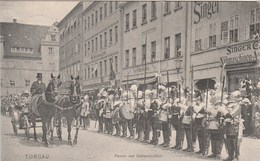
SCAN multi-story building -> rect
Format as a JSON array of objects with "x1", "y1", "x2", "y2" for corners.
[
  {"x1": 120, "y1": 1, "x2": 190, "y2": 90},
  {"x1": 0, "y1": 19, "x2": 59, "y2": 95},
  {"x1": 189, "y1": 1, "x2": 260, "y2": 92},
  {"x1": 58, "y1": 2, "x2": 83, "y2": 83},
  {"x1": 81, "y1": 1, "x2": 121, "y2": 93}
]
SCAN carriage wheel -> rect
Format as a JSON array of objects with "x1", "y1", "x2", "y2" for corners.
[{"x1": 11, "y1": 120, "x2": 18, "y2": 135}]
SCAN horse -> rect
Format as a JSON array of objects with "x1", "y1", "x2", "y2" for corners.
[
  {"x1": 55, "y1": 75, "x2": 82, "y2": 146},
  {"x1": 28, "y1": 73, "x2": 61, "y2": 147}
]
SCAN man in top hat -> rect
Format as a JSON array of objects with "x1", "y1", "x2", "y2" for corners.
[
  {"x1": 220, "y1": 91, "x2": 243, "y2": 161},
  {"x1": 30, "y1": 73, "x2": 46, "y2": 97}
]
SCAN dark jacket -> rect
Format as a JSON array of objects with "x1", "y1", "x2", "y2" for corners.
[{"x1": 30, "y1": 81, "x2": 46, "y2": 96}]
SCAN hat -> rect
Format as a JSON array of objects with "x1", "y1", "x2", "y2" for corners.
[
  {"x1": 230, "y1": 91, "x2": 241, "y2": 101},
  {"x1": 137, "y1": 91, "x2": 143, "y2": 99},
  {"x1": 36, "y1": 73, "x2": 42, "y2": 78},
  {"x1": 145, "y1": 89, "x2": 152, "y2": 96},
  {"x1": 84, "y1": 95, "x2": 89, "y2": 101},
  {"x1": 241, "y1": 98, "x2": 251, "y2": 104}
]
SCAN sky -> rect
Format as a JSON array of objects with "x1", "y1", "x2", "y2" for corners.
[{"x1": 0, "y1": 1, "x2": 80, "y2": 26}]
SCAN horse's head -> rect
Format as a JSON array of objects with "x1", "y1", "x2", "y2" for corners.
[
  {"x1": 70, "y1": 75, "x2": 81, "y2": 104},
  {"x1": 46, "y1": 73, "x2": 61, "y2": 102}
]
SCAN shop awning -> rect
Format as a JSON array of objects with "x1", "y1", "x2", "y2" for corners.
[
  {"x1": 121, "y1": 76, "x2": 157, "y2": 85},
  {"x1": 195, "y1": 79, "x2": 216, "y2": 90}
]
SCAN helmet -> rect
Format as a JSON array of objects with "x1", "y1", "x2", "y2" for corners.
[{"x1": 84, "y1": 95, "x2": 89, "y2": 101}]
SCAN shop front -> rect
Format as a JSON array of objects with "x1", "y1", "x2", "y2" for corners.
[{"x1": 221, "y1": 40, "x2": 260, "y2": 93}]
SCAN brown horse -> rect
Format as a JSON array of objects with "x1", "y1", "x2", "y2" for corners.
[
  {"x1": 55, "y1": 75, "x2": 82, "y2": 146},
  {"x1": 28, "y1": 73, "x2": 61, "y2": 147}
]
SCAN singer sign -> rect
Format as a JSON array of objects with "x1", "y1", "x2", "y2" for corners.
[{"x1": 193, "y1": 1, "x2": 219, "y2": 24}]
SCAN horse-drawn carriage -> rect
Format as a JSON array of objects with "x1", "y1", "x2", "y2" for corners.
[{"x1": 10, "y1": 93, "x2": 43, "y2": 140}]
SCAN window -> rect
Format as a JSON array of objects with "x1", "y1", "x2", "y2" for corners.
[
  {"x1": 91, "y1": 13, "x2": 94, "y2": 26},
  {"x1": 104, "y1": 32, "x2": 107, "y2": 47},
  {"x1": 151, "y1": 1, "x2": 157, "y2": 20},
  {"x1": 174, "y1": 34, "x2": 182, "y2": 58},
  {"x1": 151, "y1": 41, "x2": 156, "y2": 62},
  {"x1": 115, "y1": 1, "x2": 118, "y2": 9},
  {"x1": 95, "y1": 10, "x2": 98, "y2": 24},
  {"x1": 104, "y1": 3, "x2": 107, "y2": 17},
  {"x1": 209, "y1": 23, "x2": 217, "y2": 48},
  {"x1": 229, "y1": 15, "x2": 239, "y2": 43},
  {"x1": 51, "y1": 35, "x2": 56, "y2": 41},
  {"x1": 250, "y1": 8, "x2": 260, "y2": 39},
  {"x1": 221, "y1": 21, "x2": 229, "y2": 44},
  {"x1": 115, "y1": 26, "x2": 118, "y2": 43},
  {"x1": 88, "y1": 42, "x2": 90, "y2": 54},
  {"x1": 84, "y1": 19, "x2": 87, "y2": 31},
  {"x1": 95, "y1": 37, "x2": 98, "y2": 52},
  {"x1": 88, "y1": 17, "x2": 90, "y2": 29},
  {"x1": 164, "y1": 1, "x2": 171, "y2": 14},
  {"x1": 91, "y1": 39, "x2": 94, "y2": 52},
  {"x1": 104, "y1": 60, "x2": 107, "y2": 75},
  {"x1": 10, "y1": 80, "x2": 15, "y2": 86},
  {"x1": 125, "y1": 50, "x2": 129, "y2": 67},
  {"x1": 100, "y1": 35, "x2": 103, "y2": 50},
  {"x1": 84, "y1": 68, "x2": 87, "y2": 80},
  {"x1": 133, "y1": 10, "x2": 137, "y2": 28},
  {"x1": 88, "y1": 67, "x2": 90, "y2": 79},
  {"x1": 115, "y1": 56, "x2": 118, "y2": 72},
  {"x1": 48, "y1": 47, "x2": 53, "y2": 54},
  {"x1": 110, "y1": 1, "x2": 113, "y2": 13},
  {"x1": 25, "y1": 80, "x2": 30, "y2": 87},
  {"x1": 126, "y1": 13, "x2": 130, "y2": 30},
  {"x1": 100, "y1": 7, "x2": 103, "y2": 21},
  {"x1": 250, "y1": 23, "x2": 260, "y2": 39},
  {"x1": 164, "y1": 37, "x2": 170, "y2": 59},
  {"x1": 132, "y1": 48, "x2": 136, "y2": 66},
  {"x1": 142, "y1": 4, "x2": 147, "y2": 24},
  {"x1": 251, "y1": 10, "x2": 256, "y2": 24},
  {"x1": 95, "y1": 63, "x2": 98, "y2": 78},
  {"x1": 84, "y1": 43, "x2": 87, "y2": 56},
  {"x1": 175, "y1": 2, "x2": 181, "y2": 9},
  {"x1": 100, "y1": 61, "x2": 103, "y2": 76},
  {"x1": 142, "y1": 44, "x2": 146, "y2": 64},
  {"x1": 109, "y1": 29, "x2": 112, "y2": 45}
]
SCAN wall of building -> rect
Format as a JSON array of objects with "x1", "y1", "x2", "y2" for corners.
[
  {"x1": 0, "y1": 24, "x2": 59, "y2": 95},
  {"x1": 58, "y1": 2, "x2": 83, "y2": 83},
  {"x1": 81, "y1": 1, "x2": 121, "y2": 92},
  {"x1": 189, "y1": 1, "x2": 260, "y2": 91},
  {"x1": 121, "y1": 1, "x2": 188, "y2": 89}
]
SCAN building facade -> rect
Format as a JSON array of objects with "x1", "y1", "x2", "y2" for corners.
[
  {"x1": 189, "y1": 1, "x2": 260, "y2": 92},
  {"x1": 58, "y1": 2, "x2": 83, "y2": 83},
  {"x1": 120, "y1": 1, "x2": 190, "y2": 90},
  {"x1": 81, "y1": 1, "x2": 121, "y2": 93},
  {"x1": 0, "y1": 20, "x2": 59, "y2": 95}
]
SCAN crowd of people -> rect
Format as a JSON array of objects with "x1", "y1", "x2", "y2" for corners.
[
  {"x1": 79, "y1": 78, "x2": 260, "y2": 161},
  {"x1": 1, "y1": 72, "x2": 260, "y2": 161}
]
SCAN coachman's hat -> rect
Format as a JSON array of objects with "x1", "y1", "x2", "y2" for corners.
[{"x1": 36, "y1": 73, "x2": 43, "y2": 78}]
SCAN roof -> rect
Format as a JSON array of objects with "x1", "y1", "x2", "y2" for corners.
[
  {"x1": 0, "y1": 22, "x2": 50, "y2": 60},
  {"x1": 57, "y1": 2, "x2": 83, "y2": 28}
]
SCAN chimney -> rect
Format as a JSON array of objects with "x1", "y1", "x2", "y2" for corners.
[{"x1": 13, "y1": 19, "x2": 17, "y2": 23}]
